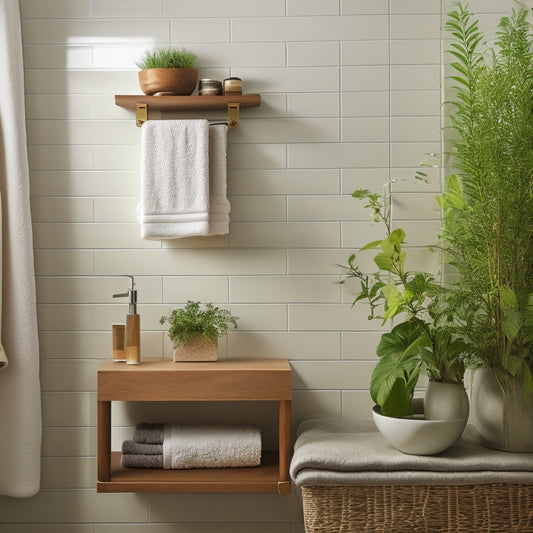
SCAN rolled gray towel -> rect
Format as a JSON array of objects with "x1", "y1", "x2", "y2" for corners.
[
  {"x1": 122, "y1": 439, "x2": 163, "y2": 455},
  {"x1": 163, "y1": 424, "x2": 262, "y2": 469},
  {"x1": 121, "y1": 453, "x2": 163, "y2": 469},
  {"x1": 126, "y1": 423, "x2": 262, "y2": 470},
  {"x1": 133, "y1": 422, "x2": 164, "y2": 444}
]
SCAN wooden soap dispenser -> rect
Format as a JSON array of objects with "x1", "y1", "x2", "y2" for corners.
[{"x1": 113, "y1": 275, "x2": 140, "y2": 364}]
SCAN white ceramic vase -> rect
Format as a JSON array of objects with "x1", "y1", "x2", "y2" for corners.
[
  {"x1": 470, "y1": 368, "x2": 533, "y2": 452},
  {"x1": 424, "y1": 381, "x2": 470, "y2": 421}
]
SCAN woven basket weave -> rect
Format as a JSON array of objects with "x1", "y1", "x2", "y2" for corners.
[
  {"x1": 301, "y1": 483, "x2": 533, "y2": 532},
  {"x1": 173, "y1": 336, "x2": 218, "y2": 362}
]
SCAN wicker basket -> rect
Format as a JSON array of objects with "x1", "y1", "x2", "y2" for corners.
[
  {"x1": 301, "y1": 483, "x2": 533, "y2": 532},
  {"x1": 173, "y1": 336, "x2": 218, "y2": 362}
]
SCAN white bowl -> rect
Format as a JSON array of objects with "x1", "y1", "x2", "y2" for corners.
[{"x1": 372, "y1": 406, "x2": 468, "y2": 455}]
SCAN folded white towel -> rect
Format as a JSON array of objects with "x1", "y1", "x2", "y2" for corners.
[
  {"x1": 163, "y1": 424, "x2": 261, "y2": 469},
  {"x1": 207, "y1": 124, "x2": 230, "y2": 236},
  {"x1": 139, "y1": 120, "x2": 210, "y2": 239}
]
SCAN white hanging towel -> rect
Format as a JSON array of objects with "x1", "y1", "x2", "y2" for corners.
[
  {"x1": 207, "y1": 124, "x2": 230, "y2": 235},
  {"x1": 139, "y1": 119, "x2": 210, "y2": 239}
]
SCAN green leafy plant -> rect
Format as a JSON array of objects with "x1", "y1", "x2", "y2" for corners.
[
  {"x1": 136, "y1": 47, "x2": 197, "y2": 70},
  {"x1": 160, "y1": 301, "x2": 238, "y2": 348},
  {"x1": 341, "y1": 188, "x2": 466, "y2": 417},
  {"x1": 440, "y1": 2, "x2": 533, "y2": 397}
]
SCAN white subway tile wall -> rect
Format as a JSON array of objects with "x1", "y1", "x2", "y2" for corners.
[{"x1": 1, "y1": 0, "x2": 521, "y2": 530}]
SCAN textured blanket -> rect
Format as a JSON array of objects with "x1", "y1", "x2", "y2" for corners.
[{"x1": 290, "y1": 417, "x2": 533, "y2": 486}]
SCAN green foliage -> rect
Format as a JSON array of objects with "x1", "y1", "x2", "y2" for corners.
[
  {"x1": 371, "y1": 321, "x2": 424, "y2": 417},
  {"x1": 136, "y1": 47, "x2": 197, "y2": 70},
  {"x1": 441, "y1": 2, "x2": 533, "y2": 395},
  {"x1": 341, "y1": 189, "x2": 466, "y2": 417},
  {"x1": 160, "y1": 301, "x2": 238, "y2": 348}
]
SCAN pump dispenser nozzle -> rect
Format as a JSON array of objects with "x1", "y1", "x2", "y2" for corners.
[
  {"x1": 113, "y1": 275, "x2": 140, "y2": 365},
  {"x1": 113, "y1": 274, "x2": 137, "y2": 315}
]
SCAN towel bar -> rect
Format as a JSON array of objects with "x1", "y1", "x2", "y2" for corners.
[{"x1": 136, "y1": 102, "x2": 240, "y2": 128}]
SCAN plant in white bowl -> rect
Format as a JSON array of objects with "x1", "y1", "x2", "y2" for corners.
[{"x1": 341, "y1": 188, "x2": 469, "y2": 429}]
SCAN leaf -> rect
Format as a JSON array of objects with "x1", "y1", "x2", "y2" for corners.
[
  {"x1": 405, "y1": 272, "x2": 436, "y2": 300},
  {"x1": 499, "y1": 286, "x2": 518, "y2": 308},
  {"x1": 360, "y1": 239, "x2": 383, "y2": 251},
  {"x1": 370, "y1": 322, "x2": 425, "y2": 413},
  {"x1": 522, "y1": 293, "x2": 533, "y2": 343},
  {"x1": 450, "y1": 75, "x2": 470, "y2": 87},
  {"x1": 502, "y1": 308, "x2": 521, "y2": 342},
  {"x1": 380, "y1": 378, "x2": 414, "y2": 417},
  {"x1": 381, "y1": 284, "x2": 404, "y2": 321},
  {"x1": 503, "y1": 354, "x2": 523, "y2": 377},
  {"x1": 521, "y1": 362, "x2": 533, "y2": 400},
  {"x1": 376, "y1": 321, "x2": 424, "y2": 359},
  {"x1": 374, "y1": 253, "x2": 395, "y2": 273},
  {"x1": 368, "y1": 280, "x2": 386, "y2": 299},
  {"x1": 388, "y1": 228, "x2": 406, "y2": 249},
  {"x1": 352, "y1": 188, "x2": 371, "y2": 199}
]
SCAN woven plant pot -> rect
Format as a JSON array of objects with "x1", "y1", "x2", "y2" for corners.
[
  {"x1": 173, "y1": 335, "x2": 218, "y2": 362},
  {"x1": 138, "y1": 68, "x2": 198, "y2": 96}
]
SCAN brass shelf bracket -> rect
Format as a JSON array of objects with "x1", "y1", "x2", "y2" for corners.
[
  {"x1": 227, "y1": 102, "x2": 240, "y2": 129},
  {"x1": 134, "y1": 100, "x2": 241, "y2": 128},
  {"x1": 136, "y1": 103, "x2": 148, "y2": 127}
]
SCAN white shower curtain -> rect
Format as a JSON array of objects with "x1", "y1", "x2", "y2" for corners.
[{"x1": 0, "y1": 0, "x2": 42, "y2": 497}]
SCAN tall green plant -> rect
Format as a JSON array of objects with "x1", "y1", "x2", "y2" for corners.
[{"x1": 441, "y1": 2, "x2": 533, "y2": 396}]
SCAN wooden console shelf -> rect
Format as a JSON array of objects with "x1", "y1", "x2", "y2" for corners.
[{"x1": 97, "y1": 358, "x2": 291, "y2": 494}]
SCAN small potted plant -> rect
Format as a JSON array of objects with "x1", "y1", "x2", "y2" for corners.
[
  {"x1": 136, "y1": 47, "x2": 198, "y2": 96},
  {"x1": 160, "y1": 301, "x2": 238, "y2": 362}
]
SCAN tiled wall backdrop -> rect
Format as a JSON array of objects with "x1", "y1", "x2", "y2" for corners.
[{"x1": 0, "y1": 0, "x2": 520, "y2": 531}]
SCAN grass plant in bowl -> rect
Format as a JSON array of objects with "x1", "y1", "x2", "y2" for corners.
[{"x1": 136, "y1": 47, "x2": 198, "y2": 96}]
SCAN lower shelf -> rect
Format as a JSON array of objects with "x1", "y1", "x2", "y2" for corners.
[{"x1": 97, "y1": 450, "x2": 291, "y2": 494}]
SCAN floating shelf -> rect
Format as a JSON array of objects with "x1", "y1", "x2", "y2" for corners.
[
  {"x1": 114, "y1": 94, "x2": 261, "y2": 127},
  {"x1": 97, "y1": 358, "x2": 291, "y2": 494},
  {"x1": 115, "y1": 94, "x2": 261, "y2": 111}
]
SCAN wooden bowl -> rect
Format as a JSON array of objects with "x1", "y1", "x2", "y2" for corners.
[{"x1": 138, "y1": 68, "x2": 198, "y2": 96}]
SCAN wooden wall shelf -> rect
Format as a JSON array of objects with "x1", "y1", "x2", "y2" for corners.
[
  {"x1": 114, "y1": 94, "x2": 261, "y2": 127},
  {"x1": 97, "y1": 358, "x2": 291, "y2": 495},
  {"x1": 114, "y1": 94, "x2": 261, "y2": 111}
]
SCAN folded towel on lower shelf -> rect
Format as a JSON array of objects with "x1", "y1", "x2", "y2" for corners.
[
  {"x1": 132, "y1": 422, "x2": 164, "y2": 444},
  {"x1": 121, "y1": 453, "x2": 163, "y2": 469},
  {"x1": 122, "y1": 439, "x2": 163, "y2": 455},
  {"x1": 124, "y1": 423, "x2": 262, "y2": 470}
]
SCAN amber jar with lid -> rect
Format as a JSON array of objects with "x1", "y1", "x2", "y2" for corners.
[{"x1": 223, "y1": 77, "x2": 242, "y2": 95}]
